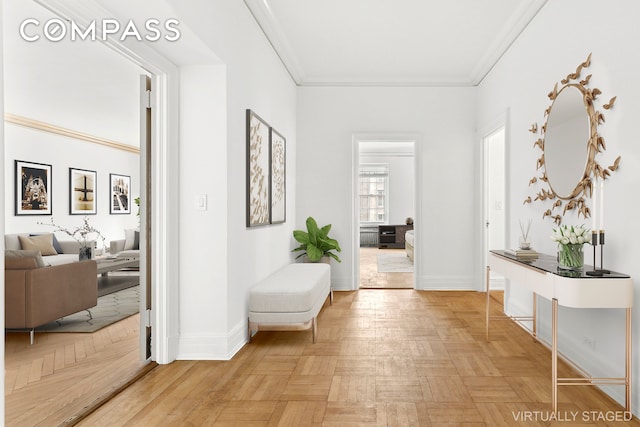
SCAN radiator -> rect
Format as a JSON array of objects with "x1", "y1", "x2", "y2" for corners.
[{"x1": 360, "y1": 227, "x2": 379, "y2": 247}]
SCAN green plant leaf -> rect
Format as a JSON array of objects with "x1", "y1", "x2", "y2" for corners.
[
  {"x1": 319, "y1": 224, "x2": 331, "y2": 239},
  {"x1": 293, "y1": 230, "x2": 310, "y2": 244},
  {"x1": 327, "y1": 252, "x2": 342, "y2": 263},
  {"x1": 306, "y1": 243, "x2": 323, "y2": 261}
]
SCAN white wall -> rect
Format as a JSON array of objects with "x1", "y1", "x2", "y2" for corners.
[
  {"x1": 3, "y1": 0, "x2": 142, "y2": 245},
  {"x1": 177, "y1": 65, "x2": 229, "y2": 358},
  {"x1": 360, "y1": 153, "x2": 414, "y2": 225},
  {"x1": 4, "y1": 125, "x2": 140, "y2": 243},
  {"x1": 297, "y1": 86, "x2": 476, "y2": 290},
  {"x1": 2, "y1": 0, "x2": 142, "y2": 146},
  {"x1": 477, "y1": 0, "x2": 640, "y2": 410},
  {"x1": 169, "y1": 0, "x2": 297, "y2": 359}
]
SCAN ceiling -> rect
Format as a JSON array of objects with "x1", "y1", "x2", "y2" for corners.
[{"x1": 244, "y1": 0, "x2": 548, "y2": 87}]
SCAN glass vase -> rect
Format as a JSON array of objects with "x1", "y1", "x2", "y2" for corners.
[
  {"x1": 79, "y1": 246, "x2": 93, "y2": 261},
  {"x1": 557, "y1": 243, "x2": 584, "y2": 270}
]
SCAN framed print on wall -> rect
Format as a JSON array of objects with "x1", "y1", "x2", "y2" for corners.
[
  {"x1": 110, "y1": 173, "x2": 131, "y2": 214},
  {"x1": 15, "y1": 160, "x2": 52, "y2": 215},
  {"x1": 69, "y1": 168, "x2": 97, "y2": 215},
  {"x1": 270, "y1": 127, "x2": 286, "y2": 224},
  {"x1": 246, "y1": 109, "x2": 271, "y2": 227}
]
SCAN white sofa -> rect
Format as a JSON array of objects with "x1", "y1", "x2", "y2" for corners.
[
  {"x1": 109, "y1": 229, "x2": 140, "y2": 259},
  {"x1": 5, "y1": 233, "x2": 84, "y2": 266}
]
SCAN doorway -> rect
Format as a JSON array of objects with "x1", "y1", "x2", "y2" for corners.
[
  {"x1": 2, "y1": 0, "x2": 177, "y2": 422},
  {"x1": 482, "y1": 126, "x2": 507, "y2": 290},
  {"x1": 354, "y1": 137, "x2": 417, "y2": 289}
]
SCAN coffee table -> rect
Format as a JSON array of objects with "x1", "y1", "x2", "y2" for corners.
[{"x1": 96, "y1": 257, "x2": 140, "y2": 276}]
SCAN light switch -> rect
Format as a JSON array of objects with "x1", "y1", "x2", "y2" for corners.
[{"x1": 196, "y1": 194, "x2": 207, "y2": 211}]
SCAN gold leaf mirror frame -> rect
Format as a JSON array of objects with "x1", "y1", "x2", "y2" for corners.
[{"x1": 525, "y1": 53, "x2": 621, "y2": 224}]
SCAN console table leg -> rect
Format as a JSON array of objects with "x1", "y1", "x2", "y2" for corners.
[
  {"x1": 626, "y1": 307, "x2": 632, "y2": 412},
  {"x1": 552, "y1": 298, "x2": 558, "y2": 413},
  {"x1": 485, "y1": 265, "x2": 491, "y2": 342},
  {"x1": 532, "y1": 293, "x2": 537, "y2": 342}
]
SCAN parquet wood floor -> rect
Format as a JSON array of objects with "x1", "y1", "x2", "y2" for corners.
[
  {"x1": 4, "y1": 312, "x2": 145, "y2": 426},
  {"x1": 80, "y1": 290, "x2": 638, "y2": 426}
]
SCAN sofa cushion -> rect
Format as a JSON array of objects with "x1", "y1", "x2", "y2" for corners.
[
  {"x1": 124, "y1": 229, "x2": 137, "y2": 250},
  {"x1": 18, "y1": 234, "x2": 58, "y2": 256},
  {"x1": 5, "y1": 249, "x2": 47, "y2": 268},
  {"x1": 44, "y1": 253, "x2": 80, "y2": 266},
  {"x1": 30, "y1": 233, "x2": 63, "y2": 254}
]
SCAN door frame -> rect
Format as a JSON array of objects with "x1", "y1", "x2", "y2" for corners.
[
  {"x1": 478, "y1": 110, "x2": 510, "y2": 292},
  {"x1": 352, "y1": 133, "x2": 422, "y2": 291},
  {"x1": 34, "y1": 0, "x2": 181, "y2": 364}
]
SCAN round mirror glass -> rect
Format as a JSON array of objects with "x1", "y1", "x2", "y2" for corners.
[{"x1": 544, "y1": 85, "x2": 590, "y2": 199}]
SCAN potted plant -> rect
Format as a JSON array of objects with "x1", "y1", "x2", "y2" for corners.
[{"x1": 292, "y1": 216, "x2": 342, "y2": 263}]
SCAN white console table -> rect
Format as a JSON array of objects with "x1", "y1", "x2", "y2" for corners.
[{"x1": 486, "y1": 250, "x2": 633, "y2": 412}]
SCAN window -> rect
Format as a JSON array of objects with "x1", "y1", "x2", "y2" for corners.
[{"x1": 359, "y1": 163, "x2": 388, "y2": 224}]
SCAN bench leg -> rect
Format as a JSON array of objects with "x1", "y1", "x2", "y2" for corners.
[
  {"x1": 248, "y1": 318, "x2": 252, "y2": 343},
  {"x1": 312, "y1": 317, "x2": 317, "y2": 343},
  {"x1": 330, "y1": 287, "x2": 333, "y2": 305}
]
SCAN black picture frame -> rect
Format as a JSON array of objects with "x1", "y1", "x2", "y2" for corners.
[
  {"x1": 109, "y1": 173, "x2": 131, "y2": 214},
  {"x1": 269, "y1": 127, "x2": 286, "y2": 224},
  {"x1": 246, "y1": 109, "x2": 271, "y2": 227},
  {"x1": 15, "y1": 160, "x2": 52, "y2": 216},
  {"x1": 69, "y1": 168, "x2": 97, "y2": 215}
]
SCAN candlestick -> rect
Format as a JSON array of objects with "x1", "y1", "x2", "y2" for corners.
[
  {"x1": 592, "y1": 183, "x2": 597, "y2": 232},
  {"x1": 600, "y1": 181, "x2": 604, "y2": 232}
]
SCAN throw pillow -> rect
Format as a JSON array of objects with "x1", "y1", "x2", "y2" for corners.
[
  {"x1": 124, "y1": 229, "x2": 136, "y2": 250},
  {"x1": 5, "y1": 249, "x2": 47, "y2": 268},
  {"x1": 18, "y1": 234, "x2": 59, "y2": 256},
  {"x1": 30, "y1": 233, "x2": 63, "y2": 254}
]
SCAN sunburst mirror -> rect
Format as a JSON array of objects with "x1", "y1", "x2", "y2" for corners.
[{"x1": 524, "y1": 53, "x2": 621, "y2": 224}]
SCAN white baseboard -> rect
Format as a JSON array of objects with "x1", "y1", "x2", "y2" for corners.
[
  {"x1": 417, "y1": 275, "x2": 476, "y2": 290},
  {"x1": 176, "y1": 321, "x2": 247, "y2": 360}
]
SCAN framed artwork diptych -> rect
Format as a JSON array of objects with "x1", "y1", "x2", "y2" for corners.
[
  {"x1": 270, "y1": 127, "x2": 286, "y2": 224},
  {"x1": 246, "y1": 109, "x2": 271, "y2": 227}
]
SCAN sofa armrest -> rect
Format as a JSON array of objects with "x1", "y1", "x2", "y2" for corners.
[{"x1": 24, "y1": 260, "x2": 98, "y2": 328}]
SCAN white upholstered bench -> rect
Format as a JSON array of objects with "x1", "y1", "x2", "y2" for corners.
[{"x1": 248, "y1": 263, "x2": 332, "y2": 343}]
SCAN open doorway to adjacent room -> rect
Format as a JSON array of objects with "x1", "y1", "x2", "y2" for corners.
[
  {"x1": 482, "y1": 125, "x2": 507, "y2": 293},
  {"x1": 2, "y1": 1, "x2": 154, "y2": 424},
  {"x1": 356, "y1": 138, "x2": 416, "y2": 289}
]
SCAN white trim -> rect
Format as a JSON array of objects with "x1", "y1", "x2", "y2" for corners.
[
  {"x1": 0, "y1": 2, "x2": 6, "y2": 418},
  {"x1": 243, "y1": 0, "x2": 305, "y2": 85},
  {"x1": 417, "y1": 275, "x2": 477, "y2": 291},
  {"x1": 352, "y1": 133, "x2": 421, "y2": 291},
  {"x1": 243, "y1": 0, "x2": 548, "y2": 87},
  {"x1": 477, "y1": 110, "x2": 510, "y2": 292},
  {"x1": 470, "y1": 0, "x2": 548, "y2": 85},
  {"x1": 4, "y1": 113, "x2": 139, "y2": 153}
]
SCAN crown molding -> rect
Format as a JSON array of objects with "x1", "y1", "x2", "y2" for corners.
[
  {"x1": 4, "y1": 113, "x2": 140, "y2": 154},
  {"x1": 470, "y1": 0, "x2": 548, "y2": 85},
  {"x1": 243, "y1": 0, "x2": 305, "y2": 85}
]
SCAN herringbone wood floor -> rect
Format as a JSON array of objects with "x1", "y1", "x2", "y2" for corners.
[
  {"x1": 79, "y1": 290, "x2": 638, "y2": 426},
  {"x1": 4, "y1": 312, "x2": 144, "y2": 426}
]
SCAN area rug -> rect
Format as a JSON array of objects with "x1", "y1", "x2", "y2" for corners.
[
  {"x1": 35, "y1": 285, "x2": 140, "y2": 333},
  {"x1": 377, "y1": 253, "x2": 414, "y2": 273}
]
